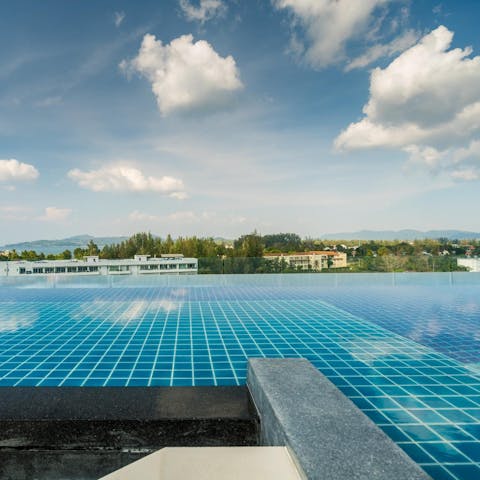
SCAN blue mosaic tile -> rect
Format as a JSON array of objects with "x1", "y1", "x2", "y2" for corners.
[{"x1": 1, "y1": 276, "x2": 480, "y2": 480}]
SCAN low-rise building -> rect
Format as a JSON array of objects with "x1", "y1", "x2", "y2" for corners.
[
  {"x1": 264, "y1": 251, "x2": 347, "y2": 271},
  {"x1": 457, "y1": 258, "x2": 480, "y2": 272},
  {"x1": 0, "y1": 254, "x2": 198, "y2": 277}
]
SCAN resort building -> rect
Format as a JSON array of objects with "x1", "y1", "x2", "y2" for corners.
[
  {"x1": 457, "y1": 257, "x2": 480, "y2": 272},
  {"x1": 264, "y1": 251, "x2": 347, "y2": 271},
  {"x1": 0, "y1": 254, "x2": 198, "y2": 276}
]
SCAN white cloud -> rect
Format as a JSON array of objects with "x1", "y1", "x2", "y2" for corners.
[
  {"x1": 450, "y1": 168, "x2": 480, "y2": 181},
  {"x1": 0, "y1": 205, "x2": 31, "y2": 221},
  {"x1": 179, "y1": 0, "x2": 226, "y2": 23},
  {"x1": 38, "y1": 206, "x2": 72, "y2": 222},
  {"x1": 168, "y1": 210, "x2": 197, "y2": 221},
  {"x1": 169, "y1": 191, "x2": 189, "y2": 200},
  {"x1": 34, "y1": 96, "x2": 63, "y2": 108},
  {"x1": 453, "y1": 139, "x2": 480, "y2": 164},
  {"x1": 120, "y1": 33, "x2": 243, "y2": 115},
  {"x1": 273, "y1": 0, "x2": 393, "y2": 69},
  {"x1": 0, "y1": 159, "x2": 39, "y2": 182},
  {"x1": 335, "y1": 26, "x2": 480, "y2": 181},
  {"x1": 403, "y1": 145, "x2": 447, "y2": 171},
  {"x1": 126, "y1": 210, "x2": 247, "y2": 228},
  {"x1": 346, "y1": 29, "x2": 419, "y2": 71},
  {"x1": 114, "y1": 11, "x2": 126, "y2": 27},
  {"x1": 128, "y1": 210, "x2": 160, "y2": 222},
  {"x1": 68, "y1": 165, "x2": 186, "y2": 197}
]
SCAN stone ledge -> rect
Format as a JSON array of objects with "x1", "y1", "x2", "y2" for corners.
[
  {"x1": 0, "y1": 386, "x2": 253, "y2": 420},
  {"x1": 247, "y1": 358, "x2": 431, "y2": 480},
  {"x1": 0, "y1": 386, "x2": 258, "y2": 480}
]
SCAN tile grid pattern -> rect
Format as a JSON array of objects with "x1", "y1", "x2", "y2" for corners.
[{"x1": 0, "y1": 287, "x2": 479, "y2": 479}]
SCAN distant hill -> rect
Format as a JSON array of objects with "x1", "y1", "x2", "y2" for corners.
[
  {"x1": 0, "y1": 235, "x2": 129, "y2": 255},
  {"x1": 321, "y1": 229, "x2": 480, "y2": 241}
]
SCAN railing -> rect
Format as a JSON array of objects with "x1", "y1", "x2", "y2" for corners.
[
  {"x1": 197, "y1": 255, "x2": 469, "y2": 274},
  {"x1": 0, "y1": 256, "x2": 477, "y2": 289}
]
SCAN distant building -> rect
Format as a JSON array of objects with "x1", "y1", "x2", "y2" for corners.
[
  {"x1": 264, "y1": 251, "x2": 347, "y2": 271},
  {"x1": 0, "y1": 254, "x2": 198, "y2": 277},
  {"x1": 457, "y1": 258, "x2": 480, "y2": 272}
]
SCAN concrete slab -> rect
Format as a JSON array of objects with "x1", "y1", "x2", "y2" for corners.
[
  {"x1": 100, "y1": 447, "x2": 303, "y2": 480},
  {"x1": 247, "y1": 358, "x2": 431, "y2": 480}
]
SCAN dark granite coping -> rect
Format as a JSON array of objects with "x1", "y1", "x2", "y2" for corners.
[
  {"x1": 0, "y1": 386, "x2": 253, "y2": 420},
  {"x1": 0, "y1": 386, "x2": 259, "y2": 479},
  {"x1": 247, "y1": 358, "x2": 431, "y2": 480}
]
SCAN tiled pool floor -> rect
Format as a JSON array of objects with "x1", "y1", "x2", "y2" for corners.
[{"x1": 0, "y1": 281, "x2": 479, "y2": 480}]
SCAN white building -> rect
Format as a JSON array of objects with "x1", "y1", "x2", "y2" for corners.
[
  {"x1": 0, "y1": 254, "x2": 197, "y2": 277},
  {"x1": 264, "y1": 251, "x2": 348, "y2": 271},
  {"x1": 457, "y1": 258, "x2": 480, "y2": 272}
]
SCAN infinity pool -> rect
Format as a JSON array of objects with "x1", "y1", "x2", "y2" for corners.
[{"x1": 0, "y1": 273, "x2": 479, "y2": 479}]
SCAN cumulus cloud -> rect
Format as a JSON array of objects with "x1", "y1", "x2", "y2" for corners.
[
  {"x1": 335, "y1": 26, "x2": 480, "y2": 181},
  {"x1": 114, "y1": 11, "x2": 125, "y2": 27},
  {"x1": 68, "y1": 165, "x2": 186, "y2": 197},
  {"x1": 120, "y1": 33, "x2": 243, "y2": 115},
  {"x1": 273, "y1": 0, "x2": 408, "y2": 69},
  {"x1": 38, "y1": 206, "x2": 72, "y2": 222},
  {"x1": 179, "y1": 0, "x2": 226, "y2": 23},
  {"x1": 0, "y1": 159, "x2": 39, "y2": 182}
]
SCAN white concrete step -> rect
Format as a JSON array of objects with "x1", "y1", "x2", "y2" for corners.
[{"x1": 100, "y1": 446, "x2": 303, "y2": 480}]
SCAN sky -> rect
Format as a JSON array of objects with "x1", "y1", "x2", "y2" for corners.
[{"x1": 1, "y1": 0, "x2": 480, "y2": 243}]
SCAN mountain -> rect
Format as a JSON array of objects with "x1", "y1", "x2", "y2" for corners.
[
  {"x1": 0, "y1": 235, "x2": 129, "y2": 255},
  {"x1": 321, "y1": 230, "x2": 480, "y2": 241}
]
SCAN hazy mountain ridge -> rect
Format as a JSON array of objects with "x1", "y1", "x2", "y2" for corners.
[
  {"x1": 2, "y1": 230, "x2": 480, "y2": 255},
  {"x1": 0, "y1": 235, "x2": 129, "y2": 255},
  {"x1": 321, "y1": 230, "x2": 480, "y2": 241}
]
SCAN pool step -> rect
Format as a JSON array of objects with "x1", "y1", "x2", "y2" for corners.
[{"x1": 100, "y1": 446, "x2": 303, "y2": 480}]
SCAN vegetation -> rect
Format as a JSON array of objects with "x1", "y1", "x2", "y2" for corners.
[{"x1": 1, "y1": 231, "x2": 477, "y2": 273}]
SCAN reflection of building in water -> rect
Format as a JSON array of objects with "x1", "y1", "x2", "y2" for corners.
[
  {"x1": 0, "y1": 255, "x2": 198, "y2": 277},
  {"x1": 457, "y1": 258, "x2": 480, "y2": 272},
  {"x1": 264, "y1": 251, "x2": 347, "y2": 271}
]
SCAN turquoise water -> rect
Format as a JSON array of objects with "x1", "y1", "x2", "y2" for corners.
[{"x1": 0, "y1": 273, "x2": 479, "y2": 479}]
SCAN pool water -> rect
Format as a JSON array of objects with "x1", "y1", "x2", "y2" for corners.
[{"x1": 0, "y1": 273, "x2": 479, "y2": 479}]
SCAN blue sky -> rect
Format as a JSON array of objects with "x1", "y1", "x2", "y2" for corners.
[{"x1": 1, "y1": 0, "x2": 480, "y2": 243}]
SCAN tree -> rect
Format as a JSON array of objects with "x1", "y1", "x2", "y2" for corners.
[
  {"x1": 234, "y1": 231, "x2": 264, "y2": 257},
  {"x1": 74, "y1": 247, "x2": 85, "y2": 260},
  {"x1": 86, "y1": 240, "x2": 99, "y2": 256},
  {"x1": 263, "y1": 233, "x2": 302, "y2": 252},
  {"x1": 60, "y1": 249, "x2": 72, "y2": 260}
]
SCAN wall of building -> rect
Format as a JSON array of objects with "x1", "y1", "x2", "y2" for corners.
[
  {"x1": 457, "y1": 258, "x2": 480, "y2": 272},
  {"x1": 0, "y1": 256, "x2": 198, "y2": 277},
  {"x1": 264, "y1": 251, "x2": 347, "y2": 271}
]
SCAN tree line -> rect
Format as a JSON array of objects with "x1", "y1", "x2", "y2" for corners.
[{"x1": 1, "y1": 232, "x2": 477, "y2": 273}]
